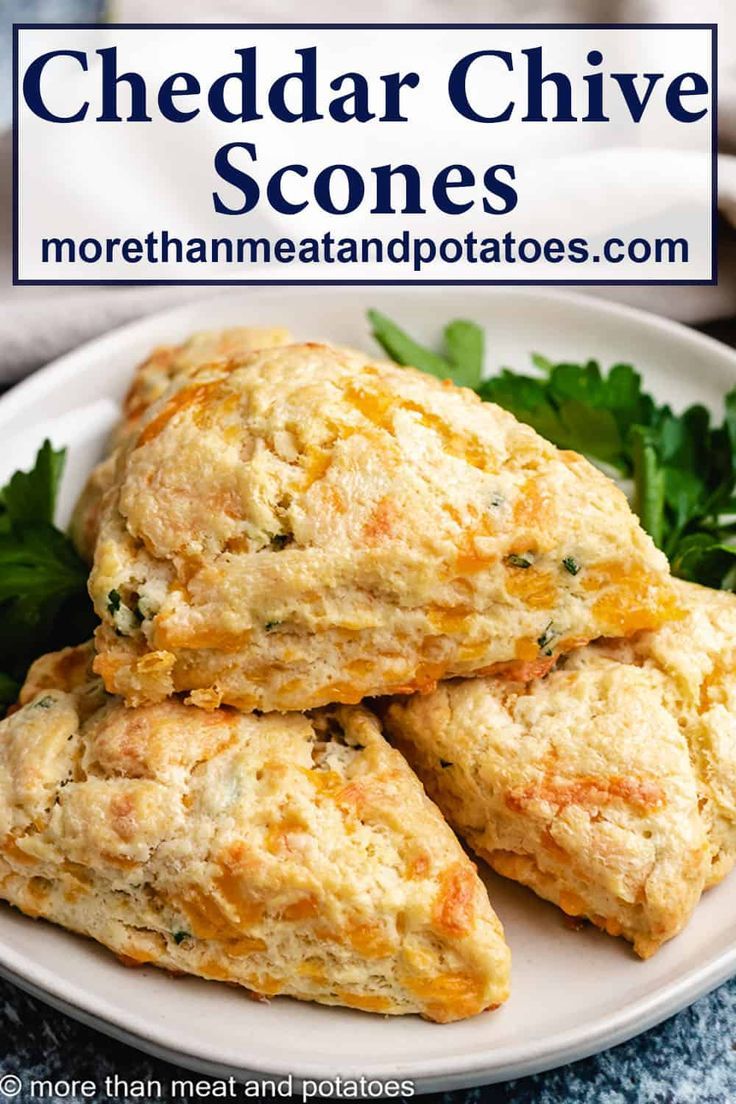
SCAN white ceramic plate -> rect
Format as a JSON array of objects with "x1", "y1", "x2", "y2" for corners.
[{"x1": 1, "y1": 288, "x2": 735, "y2": 1092}]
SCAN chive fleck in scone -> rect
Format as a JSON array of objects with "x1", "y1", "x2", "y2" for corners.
[
  {"x1": 0, "y1": 644, "x2": 510, "y2": 1022},
  {"x1": 89, "y1": 341, "x2": 678, "y2": 712},
  {"x1": 70, "y1": 326, "x2": 292, "y2": 562},
  {"x1": 384, "y1": 579, "x2": 736, "y2": 958}
]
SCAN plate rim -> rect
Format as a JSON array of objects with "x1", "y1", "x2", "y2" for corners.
[
  {"x1": 2, "y1": 285, "x2": 736, "y2": 427},
  {"x1": 0, "y1": 925, "x2": 734, "y2": 1090},
  {"x1": 1, "y1": 285, "x2": 736, "y2": 1089}
]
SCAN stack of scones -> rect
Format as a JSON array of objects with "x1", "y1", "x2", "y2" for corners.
[{"x1": 1, "y1": 327, "x2": 735, "y2": 1022}]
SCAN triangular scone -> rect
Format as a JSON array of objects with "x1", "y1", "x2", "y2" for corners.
[
  {"x1": 70, "y1": 326, "x2": 292, "y2": 562},
  {"x1": 89, "y1": 342, "x2": 677, "y2": 711},
  {"x1": 384, "y1": 579, "x2": 736, "y2": 958},
  {"x1": 0, "y1": 644, "x2": 510, "y2": 1022}
]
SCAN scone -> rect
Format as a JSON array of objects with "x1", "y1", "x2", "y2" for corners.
[
  {"x1": 113, "y1": 326, "x2": 293, "y2": 450},
  {"x1": 70, "y1": 326, "x2": 291, "y2": 561},
  {"x1": 89, "y1": 341, "x2": 677, "y2": 711},
  {"x1": 0, "y1": 644, "x2": 510, "y2": 1022},
  {"x1": 383, "y1": 578, "x2": 736, "y2": 958}
]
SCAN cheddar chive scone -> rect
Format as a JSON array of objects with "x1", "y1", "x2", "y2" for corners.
[
  {"x1": 112, "y1": 326, "x2": 293, "y2": 451},
  {"x1": 383, "y1": 579, "x2": 736, "y2": 959},
  {"x1": 89, "y1": 341, "x2": 677, "y2": 712},
  {"x1": 0, "y1": 644, "x2": 510, "y2": 1022},
  {"x1": 70, "y1": 326, "x2": 292, "y2": 562}
]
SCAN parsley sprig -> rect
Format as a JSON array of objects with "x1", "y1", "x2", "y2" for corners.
[
  {"x1": 368, "y1": 310, "x2": 484, "y2": 390},
  {"x1": 0, "y1": 441, "x2": 96, "y2": 707},
  {"x1": 369, "y1": 311, "x2": 736, "y2": 591}
]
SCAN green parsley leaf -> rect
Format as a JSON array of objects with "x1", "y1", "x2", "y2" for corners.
[
  {"x1": 479, "y1": 360, "x2": 654, "y2": 474},
  {"x1": 442, "y1": 320, "x2": 485, "y2": 389},
  {"x1": 368, "y1": 310, "x2": 484, "y2": 389},
  {"x1": 0, "y1": 523, "x2": 88, "y2": 603},
  {"x1": 0, "y1": 672, "x2": 19, "y2": 706},
  {"x1": 0, "y1": 444, "x2": 97, "y2": 711},
  {"x1": 0, "y1": 439, "x2": 66, "y2": 527},
  {"x1": 631, "y1": 427, "x2": 666, "y2": 550}
]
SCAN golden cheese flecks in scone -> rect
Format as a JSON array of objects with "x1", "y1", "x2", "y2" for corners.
[
  {"x1": 88, "y1": 342, "x2": 677, "y2": 712},
  {"x1": 114, "y1": 326, "x2": 293, "y2": 450},
  {"x1": 384, "y1": 578, "x2": 736, "y2": 958},
  {"x1": 70, "y1": 327, "x2": 292, "y2": 562},
  {"x1": 0, "y1": 644, "x2": 510, "y2": 1022}
]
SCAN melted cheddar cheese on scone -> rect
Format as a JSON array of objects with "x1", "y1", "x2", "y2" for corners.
[
  {"x1": 89, "y1": 341, "x2": 677, "y2": 712},
  {"x1": 70, "y1": 327, "x2": 292, "y2": 562},
  {"x1": 0, "y1": 644, "x2": 510, "y2": 1022},
  {"x1": 384, "y1": 579, "x2": 736, "y2": 958}
]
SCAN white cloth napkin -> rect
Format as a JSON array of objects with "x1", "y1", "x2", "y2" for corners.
[{"x1": 2, "y1": 0, "x2": 735, "y2": 385}]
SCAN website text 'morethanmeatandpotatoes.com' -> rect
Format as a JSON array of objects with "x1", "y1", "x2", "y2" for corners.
[{"x1": 39, "y1": 228, "x2": 689, "y2": 276}]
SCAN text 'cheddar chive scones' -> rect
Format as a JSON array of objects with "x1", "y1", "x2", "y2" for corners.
[
  {"x1": 384, "y1": 579, "x2": 736, "y2": 959},
  {"x1": 70, "y1": 326, "x2": 292, "y2": 563},
  {"x1": 0, "y1": 644, "x2": 510, "y2": 1022},
  {"x1": 90, "y1": 342, "x2": 678, "y2": 712}
]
